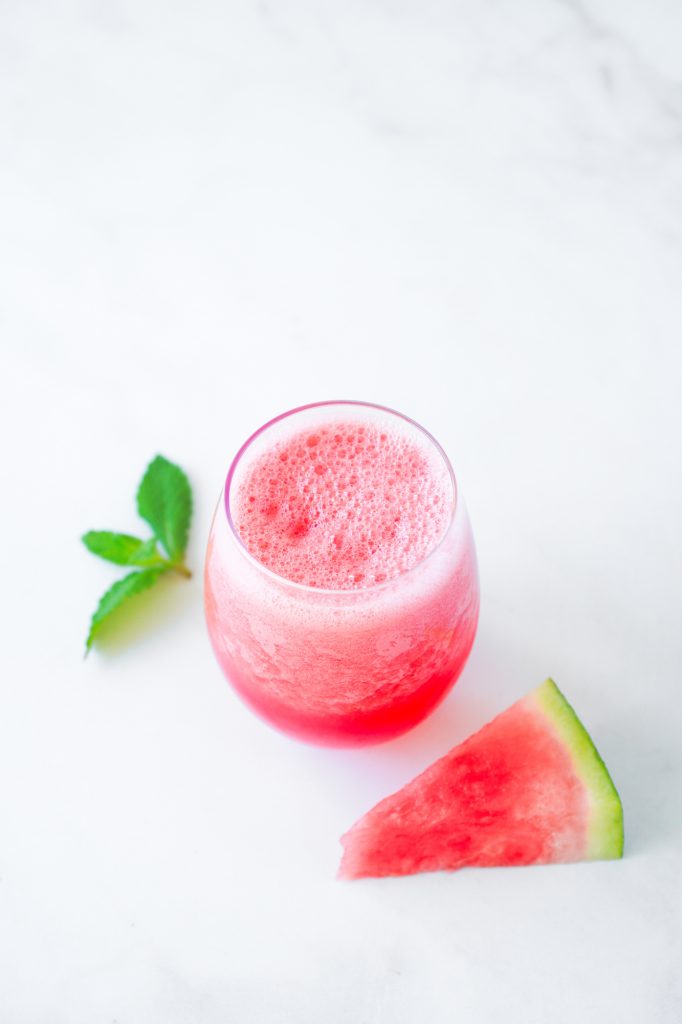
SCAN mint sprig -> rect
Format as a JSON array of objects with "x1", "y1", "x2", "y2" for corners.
[{"x1": 82, "y1": 455, "x2": 193, "y2": 653}]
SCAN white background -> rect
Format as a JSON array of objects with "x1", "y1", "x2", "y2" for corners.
[{"x1": 2, "y1": 2, "x2": 681, "y2": 1021}]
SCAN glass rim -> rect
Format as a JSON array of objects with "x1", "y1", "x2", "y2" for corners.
[{"x1": 223, "y1": 400, "x2": 458, "y2": 596}]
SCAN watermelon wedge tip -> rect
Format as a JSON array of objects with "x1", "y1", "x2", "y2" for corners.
[{"x1": 339, "y1": 678, "x2": 623, "y2": 880}]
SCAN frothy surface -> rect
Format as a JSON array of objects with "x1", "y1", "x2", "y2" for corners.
[{"x1": 232, "y1": 419, "x2": 452, "y2": 589}]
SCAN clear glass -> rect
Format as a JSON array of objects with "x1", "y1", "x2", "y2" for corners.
[{"x1": 204, "y1": 401, "x2": 480, "y2": 746}]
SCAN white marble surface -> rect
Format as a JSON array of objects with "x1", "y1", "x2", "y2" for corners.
[{"x1": 2, "y1": 1, "x2": 682, "y2": 1021}]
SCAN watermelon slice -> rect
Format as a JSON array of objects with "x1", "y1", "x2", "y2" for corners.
[{"x1": 339, "y1": 679, "x2": 623, "y2": 879}]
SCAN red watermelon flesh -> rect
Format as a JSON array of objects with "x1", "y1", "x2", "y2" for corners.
[{"x1": 339, "y1": 679, "x2": 623, "y2": 879}]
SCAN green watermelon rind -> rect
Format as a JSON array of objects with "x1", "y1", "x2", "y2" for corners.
[{"x1": 533, "y1": 678, "x2": 624, "y2": 860}]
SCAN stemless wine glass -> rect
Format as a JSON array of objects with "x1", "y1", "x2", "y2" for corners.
[{"x1": 204, "y1": 401, "x2": 479, "y2": 746}]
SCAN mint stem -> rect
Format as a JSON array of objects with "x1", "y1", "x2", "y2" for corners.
[{"x1": 170, "y1": 562, "x2": 192, "y2": 579}]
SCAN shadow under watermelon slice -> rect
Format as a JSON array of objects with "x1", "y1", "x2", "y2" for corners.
[{"x1": 339, "y1": 678, "x2": 623, "y2": 879}]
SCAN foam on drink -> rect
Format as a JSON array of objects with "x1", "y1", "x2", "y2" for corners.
[{"x1": 232, "y1": 420, "x2": 451, "y2": 590}]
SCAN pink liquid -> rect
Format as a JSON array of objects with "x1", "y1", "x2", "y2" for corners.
[{"x1": 205, "y1": 403, "x2": 479, "y2": 746}]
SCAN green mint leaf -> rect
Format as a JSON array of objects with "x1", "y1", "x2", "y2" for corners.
[
  {"x1": 82, "y1": 531, "x2": 160, "y2": 567},
  {"x1": 136, "y1": 455, "x2": 192, "y2": 563},
  {"x1": 85, "y1": 568, "x2": 167, "y2": 653}
]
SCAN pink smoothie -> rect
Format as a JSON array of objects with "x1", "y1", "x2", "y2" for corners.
[{"x1": 205, "y1": 403, "x2": 479, "y2": 746}]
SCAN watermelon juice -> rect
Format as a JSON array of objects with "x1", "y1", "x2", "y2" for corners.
[{"x1": 204, "y1": 401, "x2": 479, "y2": 746}]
